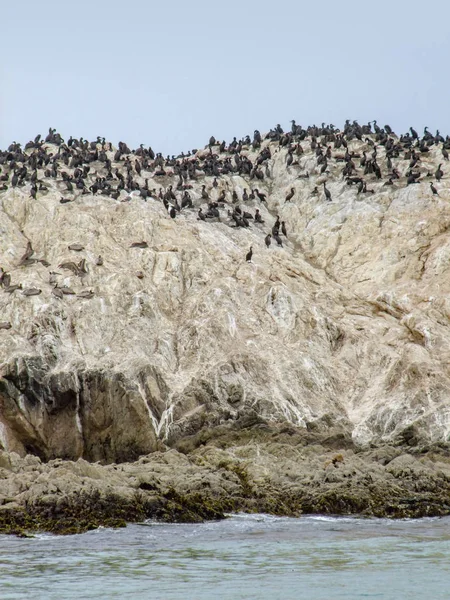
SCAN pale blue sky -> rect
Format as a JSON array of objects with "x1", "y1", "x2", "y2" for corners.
[{"x1": 1, "y1": 0, "x2": 449, "y2": 154}]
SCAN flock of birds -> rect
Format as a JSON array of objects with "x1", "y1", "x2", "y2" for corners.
[{"x1": 0, "y1": 119, "x2": 448, "y2": 329}]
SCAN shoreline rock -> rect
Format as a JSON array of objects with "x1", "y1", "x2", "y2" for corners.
[{"x1": 1, "y1": 428, "x2": 449, "y2": 536}]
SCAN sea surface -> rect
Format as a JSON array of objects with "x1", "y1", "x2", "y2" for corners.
[{"x1": 1, "y1": 514, "x2": 449, "y2": 599}]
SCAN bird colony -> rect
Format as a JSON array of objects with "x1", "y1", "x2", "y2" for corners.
[{"x1": 1, "y1": 120, "x2": 450, "y2": 462}]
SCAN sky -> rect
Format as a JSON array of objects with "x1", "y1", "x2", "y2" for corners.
[{"x1": 1, "y1": 0, "x2": 450, "y2": 155}]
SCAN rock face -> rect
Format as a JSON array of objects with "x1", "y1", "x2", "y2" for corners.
[{"x1": 1, "y1": 129, "x2": 450, "y2": 462}]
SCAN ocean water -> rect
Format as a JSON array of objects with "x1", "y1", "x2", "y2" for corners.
[{"x1": 1, "y1": 514, "x2": 449, "y2": 600}]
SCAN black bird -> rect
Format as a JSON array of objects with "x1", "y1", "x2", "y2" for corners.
[
  {"x1": 430, "y1": 182, "x2": 439, "y2": 196},
  {"x1": 265, "y1": 234, "x2": 272, "y2": 248},
  {"x1": 281, "y1": 221, "x2": 287, "y2": 237},
  {"x1": 254, "y1": 189, "x2": 267, "y2": 203},
  {"x1": 436, "y1": 164, "x2": 444, "y2": 181},
  {"x1": 255, "y1": 209, "x2": 264, "y2": 224},
  {"x1": 18, "y1": 241, "x2": 34, "y2": 265},
  {"x1": 245, "y1": 246, "x2": 253, "y2": 262},
  {"x1": 323, "y1": 182, "x2": 332, "y2": 201},
  {"x1": 285, "y1": 188, "x2": 295, "y2": 202},
  {"x1": 272, "y1": 216, "x2": 280, "y2": 235},
  {"x1": 273, "y1": 233, "x2": 283, "y2": 247}
]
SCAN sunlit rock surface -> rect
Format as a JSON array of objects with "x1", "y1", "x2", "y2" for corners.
[{"x1": 1, "y1": 133, "x2": 450, "y2": 462}]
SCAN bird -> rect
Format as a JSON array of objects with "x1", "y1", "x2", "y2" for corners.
[
  {"x1": 273, "y1": 233, "x2": 283, "y2": 247},
  {"x1": 59, "y1": 261, "x2": 80, "y2": 275},
  {"x1": 22, "y1": 287, "x2": 41, "y2": 296},
  {"x1": 255, "y1": 209, "x2": 264, "y2": 224},
  {"x1": 272, "y1": 216, "x2": 280, "y2": 235},
  {"x1": 18, "y1": 241, "x2": 34, "y2": 265},
  {"x1": 130, "y1": 241, "x2": 148, "y2": 248},
  {"x1": 285, "y1": 188, "x2": 295, "y2": 202},
  {"x1": 52, "y1": 286, "x2": 64, "y2": 299},
  {"x1": 78, "y1": 259, "x2": 88, "y2": 274},
  {"x1": 265, "y1": 234, "x2": 272, "y2": 248},
  {"x1": 254, "y1": 189, "x2": 267, "y2": 203},
  {"x1": 60, "y1": 286, "x2": 76, "y2": 295},
  {"x1": 281, "y1": 222, "x2": 287, "y2": 237},
  {"x1": 435, "y1": 164, "x2": 444, "y2": 181},
  {"x1": 323, "y1": 182, "x2": 332, "y2": 201},
  {"x1": 430, "y1": 182, "x2": 439, "y2": 196},
  {"x1": 77, "y1": 290, "x2": 94, "y2": 299},
  {"x1": 245, "y1": 246, "x2": 253, "y2": 262}
]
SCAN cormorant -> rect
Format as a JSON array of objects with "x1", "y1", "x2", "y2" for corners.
[
  {"x1": 272, "y1": 216, "x2": 280, "y2": 235},
  {"x1": 273, "y1": 233, "x2": 283, "y2": 247},
  {"x1": 245, "y1": 246, "x2": 253, "y2": 262},
  {"x1": 255, "y1": 209, "x2": 264, "y2": 224},
  {"x1": 285, "y1": 188, "x2": 295, "y2": 202}
]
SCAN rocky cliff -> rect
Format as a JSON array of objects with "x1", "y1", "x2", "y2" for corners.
[{"x1": 1, "y1": 124, "x2": 450, "y2": 464}]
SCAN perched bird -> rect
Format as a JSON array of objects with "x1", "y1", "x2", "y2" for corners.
[
  {"x1": 2, "y1": 273, "x2": 11, "y2": 288},
  {"x1": 77, "y1": 290, "x2": 94, "y2": 299},
  {"x1": 52, "y1": 286, "x2": 64, "y2": 299},
  {"x1": 201, "y1": 185, "x2": 209, "y2": 200},
  {"x1": 245, "y1": 246, "x2": 253, "y2": 262},
  {"x1": 273, "y1": 233, "x2": 283, "y2": 247},
  {"x1": 265, "y1": 234, "x2": 272, "y2": 248},
  {"x1": 18, "y1": 241, "x2": 34, "y2": 265},
  {"x1": 323, "y1": 182, "x2": 332, "y2": 201},
  {"x1": 60, "y1": 286, "x2": 76, "y2": 295},
  {"x1": 22, "y1": 287, "x2": 41, "y2": 296},
  {"x1": 430, "y1": 182, "x2": 439, "y2": 196},
  {"x1": 272, "y1": 216, "x2": 280, "y2": 235},
  {"x1": 285, "y1": 188, "x2": 295, "y2": 202},
  {"x1": 59, "y1": 261, "x2": 80, "y2": 275},
  {"x1": 255, "y1": 209, "x2": 264, "y2": 224}
]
